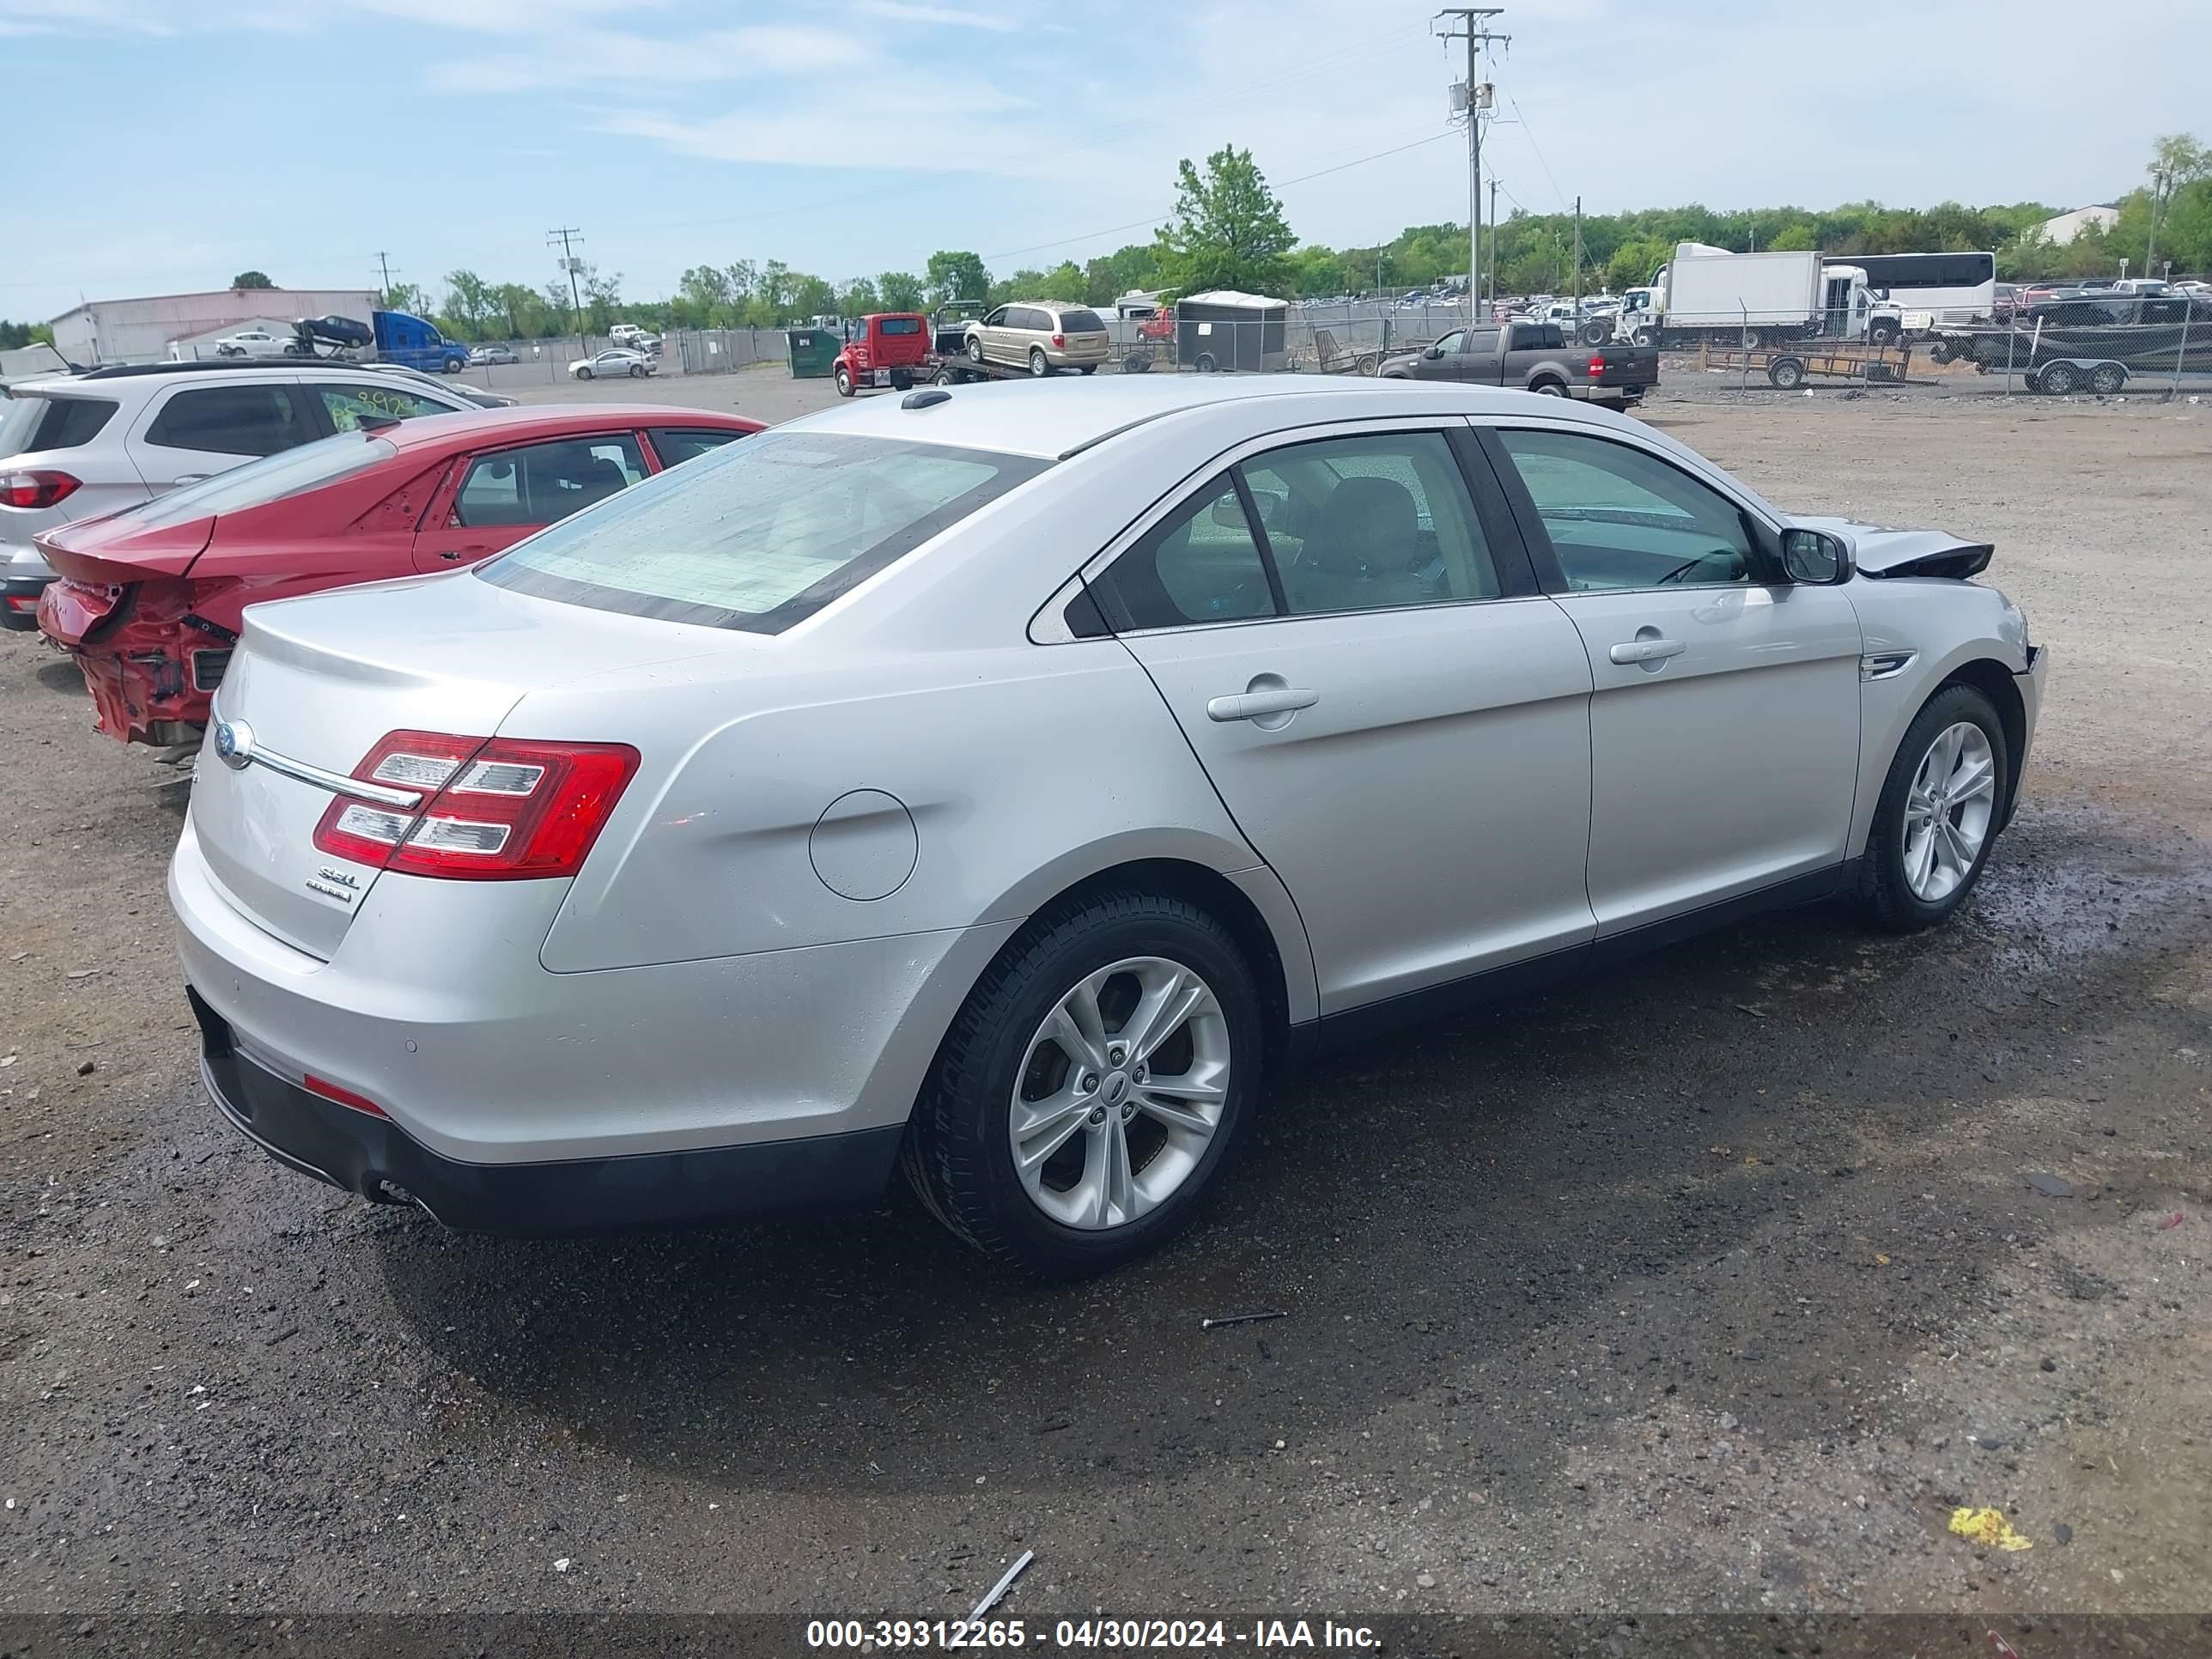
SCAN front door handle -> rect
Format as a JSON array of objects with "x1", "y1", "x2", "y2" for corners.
[
  {"x1": 1207, "y1": 685, "x2": 1319, "y2": 723},
  {"x1": 1609, "y1": 637, "x2": 1686, "y2": 665}
]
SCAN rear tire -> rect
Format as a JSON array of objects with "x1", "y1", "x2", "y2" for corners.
[
  {"x1": 2088, "y1": 362, "x2": 2127, "y2": 395},
  {"x1": 629, "y1": 363, "x2": 646, "y2": 379},
  {"x1": 1767, "y1": 356, "x2": 1807, "y2": 389},
  {"x1": 1869, "y1": 319, "x2": 1900, "y2": 348},
  {"x1": 1029, "y1": 347, "x2": 1049, "y2": 378},
  {"x1": 1529, "y1": 379, "x2": 1567, "y2": 397},
  {"x1": 1078, "y1": 363, "x2": 1097, "y2": 375},
  {"x1": 902, "y1": 891, "x2": 1265, "y2": 1277},
  {"x1": 1123, "y1": 352, "x2": 1152, "y2": 374},
  {"x1": 1856, "y1": 684, "x2": 2009, "y2": 933}
]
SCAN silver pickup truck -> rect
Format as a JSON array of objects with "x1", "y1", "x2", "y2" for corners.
[{"x1": 1380, "y1": 319, "x2": 1657, "y2": 407}]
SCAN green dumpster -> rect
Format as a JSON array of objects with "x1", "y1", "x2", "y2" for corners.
[{"x1": 787, "y1": 328, "x2": 838, "y2": 379}]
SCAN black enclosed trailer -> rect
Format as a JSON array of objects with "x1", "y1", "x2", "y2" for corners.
[{"x1": 1174, "y1": 290, "x2": 1287, "y2": 373}]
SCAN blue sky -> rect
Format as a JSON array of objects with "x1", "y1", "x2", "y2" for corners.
[{"x1": 3, "y1": 0, "x2": 2206, "y2": 322}]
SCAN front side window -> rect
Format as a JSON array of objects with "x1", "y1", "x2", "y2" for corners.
[
  {"x1": 982, "y1": 307, "x2": 1008, "y2": 327},
  {"x1": 1432, "y1": 330, "x2": 1468, "y2": 355},
  {"x1": 478, "y1": 430, "x2": 1048, "y2": 633},
  {"x1": 454, "y1": 434, "x2": 646, "y2": 529},
  {"x1": 1091, "y1": 475, "x2": 1274, "y2": 629},
  {"x1": 318, "y1": 383, "x2": 458, "y2": 431},
  {"x1": 1496, "y1": 428, "x2": 1755, "y2": 591},
  {"x1": 143, "y1": 385, "x2": 313, "y2": 457},
  {"x1": 1247, "y1": 431, "x2": 1500, "y2": 615}
]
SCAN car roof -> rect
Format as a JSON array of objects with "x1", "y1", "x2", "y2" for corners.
[
  {"x1": 778, "y1": 374, "x2": 1618, "y2": 460},
  {"x1": 372, "y1": 404, "x2": 758, "y2": 450}
]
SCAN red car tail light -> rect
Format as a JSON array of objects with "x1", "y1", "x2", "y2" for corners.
[
  {"x1": 1587, "y1": 356, "x2": 1607, "y2": 376},
  {"x1": 303, "y1": 1073, "x2": 387, "y2": 1118},
  {"x1": 1, "y1": 470, "x2": 81, "y2": 510},
  {"x1": 1052, "y1": 333, "x2": 1065, "y2": 348},
  {"x1": 312, "y1": 729, "x2": 640, "y2": 881}
]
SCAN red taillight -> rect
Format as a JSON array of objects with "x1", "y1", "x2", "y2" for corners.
[
  {"x1": 311, "y1": 729, "x2": 640, "y2": 881},
  {"x1": 0, "y1": 470, "x2": 80, "y2": 510},
  {"x1": 1052, "y1": 333, "x2": 1065, "y2": 348},
  {"x1": 304, "y1": 1073, "x2": 387, "y2": 1118},
  {"x1": 1588, "y1": 356, "x2": 1607, "y2": 376}
]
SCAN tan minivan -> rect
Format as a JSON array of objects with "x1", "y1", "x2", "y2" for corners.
[{"x1": 962, "y1": 302, "x2": 1112, "y2": 375}]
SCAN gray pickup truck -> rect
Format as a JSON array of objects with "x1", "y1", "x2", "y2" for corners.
[{"x1": 1379, "y1": 320, "x2": 1657, "y2": 407}]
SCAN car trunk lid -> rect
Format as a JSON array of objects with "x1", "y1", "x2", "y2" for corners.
[
  {"x1": 187, "y1": 570, "x2": 726, "y2": 960},
  {"x1": 35, "y1": 515, "x2": 217, "y2": 645}
]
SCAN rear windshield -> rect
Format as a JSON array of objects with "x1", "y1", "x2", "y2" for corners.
[
  {"x1": 119, "y1": 434, "x2": 398, "y2": 531},
  {"x1": 477, "y1": 429, "x2": 1049, "y2": 634},
  {"x1": 1058, "y1": 309, "x2": 1106, "y2": 333},
  {"x1": 0, "y1": 394, "x2": 118, "y2": 458},
  {"x1": 878, "y1": 317, "x2": 923, "y2": 336}
]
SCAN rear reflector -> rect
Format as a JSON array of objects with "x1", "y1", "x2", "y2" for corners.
[
  {"x1": 1, "y1": 470, "x2": 80, "y2": 510},
  {"x1": 303, "y1": 1073, "x2": 387, "y2": 1118},
  {"x1": 313, "y1": 729, "x2": 640, "y2": 881}
]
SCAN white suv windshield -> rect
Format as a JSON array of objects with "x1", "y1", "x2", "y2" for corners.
[{"x1": 477, "y1": 430, "x2": 1050, "y2": 633}]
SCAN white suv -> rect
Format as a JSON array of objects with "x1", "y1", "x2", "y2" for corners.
[{"x1": 2, "y1": 361, "x2": 480, "y2": 629}]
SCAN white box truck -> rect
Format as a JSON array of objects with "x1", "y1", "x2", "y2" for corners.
[{"x1": 1611, "y1": 245, "x2": 1895, "y2": 348}]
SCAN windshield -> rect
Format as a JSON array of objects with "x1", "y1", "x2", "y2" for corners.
[
  {"x1": 477, "y1": 430, "x2": 1050, "y2": 634},
  {"x1": 118, "y1": 434, "x2": 399, "y2": 531}
]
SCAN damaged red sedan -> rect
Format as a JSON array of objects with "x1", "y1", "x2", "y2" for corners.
[{"x1": 35, "y1": 405, "x2": 763, "y2": 745}]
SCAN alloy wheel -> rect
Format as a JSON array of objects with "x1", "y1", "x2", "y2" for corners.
[
  {"x1": 1902, "y1": 721, "x2": 1996, "y2": 902},
  {"x1": 1008, "y1": 956, "x2": 1231, "y2": 1231}
]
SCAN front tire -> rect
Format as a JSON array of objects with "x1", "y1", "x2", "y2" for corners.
[
  {"x1": 967, "y1": 336, "x2": 986, "y2": 365},
  {"x1": 2038, "y1": 360, "x2": 2081, "y2": 395},
  {"x1": 1029, "y1": 347, "x2": 1049, "y2": 378},
  {"x1": 1856, "y1": 684, "x2": 2009, "y2": 933},
  {"x1": 576, "y1": 367, "x2": 592, "y2": 380},
  {"x1": 902, "y1": 892, "x2": 1264, "y2": 1277},
  {"x1": 835, "y1": 364, "x2": 854, "y2": 397}
]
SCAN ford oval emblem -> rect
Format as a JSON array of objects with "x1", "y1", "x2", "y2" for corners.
[{"x1": 213, "y1": 718, "x2": 254, "y2": 771}]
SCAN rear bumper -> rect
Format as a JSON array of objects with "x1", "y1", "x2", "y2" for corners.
[
  {"x1": 2, "y1": 573, "x2": 45, "y2": 630},
  {"x1": 193, "y1": 991, "x2": 905, "y2": 1235}
]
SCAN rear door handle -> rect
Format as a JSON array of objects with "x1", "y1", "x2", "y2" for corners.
[
  {"x1": 1207, "y1": 686, "x2": 1319, "y2": 722},
  {"x1": 437, "y1": 546, "x2": 492, "y2": 562},
  {"x1": 1608, "y1": 637, "x2": 1686, "y2": 665},
  {"x1": 173, "y1": 474, "x2": 210, "y2": 486}
]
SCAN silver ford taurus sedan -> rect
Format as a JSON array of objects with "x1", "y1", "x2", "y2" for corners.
[{"x1": 172, "y1": 376, "x2": 2045, "y2": 1273}]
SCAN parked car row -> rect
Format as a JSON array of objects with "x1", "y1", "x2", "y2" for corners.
[{"x1": 1, "y1": 359, "x2": 516, "y2": 629}]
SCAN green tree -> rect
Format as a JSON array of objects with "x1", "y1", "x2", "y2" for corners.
[
  {"x1": 442, "y1": 270, "x2": 495, "y2": 337},
  {"x1": 230, "y1": 270, "x2": 275, "y2": 289},
  {"x1": 878, "y1": 270, "x2": 925, "y2": 311},
  {"x1": 837, "y1": 276, "x2": 881, "y2": 316},
  {"x1": 678, "y1": 264, "x2": 733, "y2": 326},
  {"x1": 1768, "y1": 221, "x2": 1819, "y2": 252},
  {"x1": 791, "y1": 273, "x2": 837, "y2": 319},
  {"x1": 1041, "y1": 260, "x2": 1085, "y2": 300},
  {"x1": 926, "y1": 250, "x2": 990, "y2": 305},
  {"x1": 580, "y1": 265, "x2": 623, "y2": 332},
  {"x1": 1152, "y1": 145, "x2": 1295, "y2": 296},
  {"x1": 2146, "y1": 132, "x2": 2211, "y2": 270},
  {"x1": 384, "y1": 280, "x2": 430, "y2": 318},
  {"x1": 1081, "y1": 244, "x2": 1164, "y2": 307}
]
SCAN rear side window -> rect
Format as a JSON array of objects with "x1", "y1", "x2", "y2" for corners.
[
  {"x1": 647, "y1": 427, "x2": 748, "y2": 466},
  {"x1": 21, "y1": 397, "x2": 119, "y2": 453},
  {"x1": 1091, "y1": 475, "x2": 1274, "y2": 629},
  {"x1": 479, "y1": 430, "x2": 1048, "y2": 634},
  {"x1": 144, "y1": 385, "x2": 313, "y2": 457},
  {"x1": 455, "y1": 434, "x2": 646, "y2": 529},
  {"x1": 1058, "y1": 309, "x2": 1105, "y2": 334},
  {"x1": 878, "y1": 317, "x2": 923, "y2": 336}
]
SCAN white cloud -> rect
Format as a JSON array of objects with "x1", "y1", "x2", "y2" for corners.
[
  {"x1": 425, "y1": 22, "x2": 854, "y2": 91},
  {"x1": 852, "y1": 0, "x2": 1018, "y2": 28}
]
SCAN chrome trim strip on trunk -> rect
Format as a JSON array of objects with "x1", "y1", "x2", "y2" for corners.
[{"x1": 248, "y1": 746, "x2": 424, "y2": 810}]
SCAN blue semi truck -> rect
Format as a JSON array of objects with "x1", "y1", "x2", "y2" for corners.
[{"x1": 293, "y1": 309, "x2": 470, "y2": 374}]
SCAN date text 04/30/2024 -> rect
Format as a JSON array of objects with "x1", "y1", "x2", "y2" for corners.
[{"x1": 805, "y1": 1620, "x2": 1381, "y2": 1650}]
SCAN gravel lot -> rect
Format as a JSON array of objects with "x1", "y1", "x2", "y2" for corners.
[{"x1": 3, "y1": 374, "x2": 2208, "y2": 1645}]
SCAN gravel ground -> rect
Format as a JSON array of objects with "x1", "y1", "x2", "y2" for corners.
[{"x1": 2, "y1": 379, "x2": 2208, "y2": 1643}]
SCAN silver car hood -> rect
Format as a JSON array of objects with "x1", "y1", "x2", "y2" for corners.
[{"x1": 1789, "y1": 515, "x2": 1994, "y2": 580}]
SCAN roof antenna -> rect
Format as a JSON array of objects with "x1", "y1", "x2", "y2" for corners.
[{"x1": 902, "y1": 387, "x2": 951, "y2": 410}]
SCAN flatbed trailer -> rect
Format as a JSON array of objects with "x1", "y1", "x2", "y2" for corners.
[
  {"x1": 1923, "y1": 322, "x2": 2211, "y2": 393},
  {"x1": 1694, "y1": 337, "x2": 1920, "y2": 388},
  {"x1": 926, "y1": 354, "x2": 1089, "y2": 385}
]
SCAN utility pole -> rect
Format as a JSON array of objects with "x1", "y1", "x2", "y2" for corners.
[
  {"x1": 374, "y1": 252, "x2": 397, "y2": 306},
  {"x1": 1487, "y1": 177, "x2": 1498, "y2": 313},
  {"x1": 547, "y1": 226, "x2": 586, "y2": 356},
  {"x1": 1571, "y1": 196, "x2": 1582, "y2": 305},
  {"x1": 1436, "y1": 9, "x2": 1507, "y2": 319}
]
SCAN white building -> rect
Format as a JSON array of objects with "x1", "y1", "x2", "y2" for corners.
[
  {"x1": 2037, "y1": 204, "x2": 2120, "y2": 246},
  {"x1": 166, "y1": 317, "x2": 301, "y2": 361},
  {"x1": 48, "y1": 288, "x2": 378, "y2": 366}
]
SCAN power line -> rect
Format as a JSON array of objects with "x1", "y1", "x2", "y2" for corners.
[
  {"x1": 1508, "y1": 97, "x2": 1569, "y2": 212},
  {"x1": 981, "y1": 130, "x2": 1461, "y2": 264}
]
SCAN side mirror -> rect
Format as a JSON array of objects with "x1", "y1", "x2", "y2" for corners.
[
  {"x1": 1781, "y1": 526, "x2": 1853, "y2": 585},
  {"x1": 1209, "y1": 497, "x2": 1248, "y2": 530},
  {"x1": 1424, "y1": 344, "x2": 1444, "y2": 359}
]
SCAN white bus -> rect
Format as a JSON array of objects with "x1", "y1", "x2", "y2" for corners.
[{"x1": 1826, "y1": 252, "x2": 1996, "y2": 325}]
